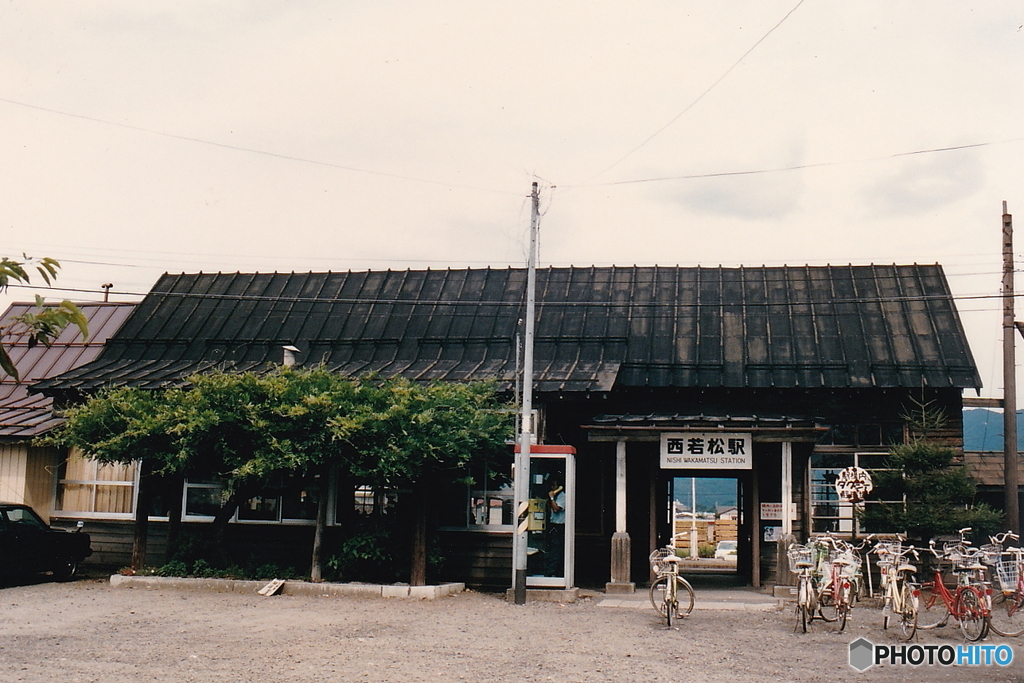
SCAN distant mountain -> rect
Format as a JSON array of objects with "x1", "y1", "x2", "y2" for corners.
[
  {"x1": 963, "y1": 408, "x2": 1024, "y2": 451},
  {"x1": 673, "y1": 476, "x2": 737, "y2": 511}
]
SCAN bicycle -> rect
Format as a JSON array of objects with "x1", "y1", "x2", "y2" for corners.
[
  {"x1": 788, "y1": 543, "x2": 819, "y2": 632},
  {"x1": 982, "y1": 530, "x2": 1024, "y2": 637},
  {"x1": 814, "y1": 536, "x2": 863, "y2": 631},
  {"x1": 917, "y1": 528, "x2": 990, "y2": 641},
  {"x1": 871, "y1": 538, "x2": 920, "y2": 641},
  {"x1": 648, "y1": 547, "x2": 694, "y2": 627}
]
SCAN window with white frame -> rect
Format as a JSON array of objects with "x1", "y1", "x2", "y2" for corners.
[
  {"x1": 55, "y1": 449, "x2": 136, "y2": 517},
  {"x1": 810, "y1": 452, "x2": 897, "y2": 534},
  {"x1": 183, "y1": 478, "x2": 226, "y2": 519},
  {"x1": 184, "y1": 473, "x2": 321, "y2": 524}
]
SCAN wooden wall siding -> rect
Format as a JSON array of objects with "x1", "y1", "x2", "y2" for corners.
[
  {"x1": 24, "y1": 447, "x2": 58, "y2": 520},
  {"x1": 0, "y1": 443, "x2": 27, "y2": 504},
  {"x1": 53, "y1": 520, "x2": 326, "y2": 572},
  {"x1": 437, "y1": 530, "x2": 512, "y2": 590},
  {"x1": 49, "y1": 519, "x2": 168, "y2": 567},
  {"x1": 964, "y1": 451, "x2": 1024, "y2": 488}
]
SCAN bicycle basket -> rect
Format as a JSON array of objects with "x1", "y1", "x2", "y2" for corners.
[
  {"x1": 649, "y1": 547, "x2": 676, "y2": 574},
  {"x1": 943, "y1": 542, "x2": 966, "y2": 566},
  {"x1": 832, "y1": 549, "x2": 861, "y2": 574},
  {"x1": 980, "y1": 543, "x2": 1002, "y2": 566},
  {"x1": 995, "y1": 556, "x2": 1022, "y2": 592},
  {"x1": 787, "y1": 545, "x2": 814, "y2": 573}
]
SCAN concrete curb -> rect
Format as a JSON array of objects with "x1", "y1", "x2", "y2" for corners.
[{"x1": 109, "y1": 574, "x2": 465, "y2": 600}]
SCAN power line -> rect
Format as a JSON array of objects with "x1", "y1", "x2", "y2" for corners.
[
  {"x1": 579, "y1": 0, "x2": 807, "y2": 185},
  {"x1": 572, "y1": 137, "x2": 1024, "y2": 188},
  {"x1": 0, "y1": 97, "x2": 522, "y2": 198},
  {"x1": 4, "y1": 280, "x2": 1015, "y2": 311}
]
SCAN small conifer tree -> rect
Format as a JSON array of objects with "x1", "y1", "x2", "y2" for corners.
[{"x1": 860, "y1": 396, "x2": 1001, "y2": 542}]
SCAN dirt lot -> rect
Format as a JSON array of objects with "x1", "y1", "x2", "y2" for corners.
[{"x1": 0, "y1": 573, "x2": 1022, "y2": 683}]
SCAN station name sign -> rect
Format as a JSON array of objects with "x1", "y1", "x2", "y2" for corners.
[{"x1": 660, "y1": 432, "x2": 752, "y2": 470}]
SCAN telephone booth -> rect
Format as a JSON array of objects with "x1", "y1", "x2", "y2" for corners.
[{"x1": 516, "y1": 444, "x2": 576, "y2": 589}]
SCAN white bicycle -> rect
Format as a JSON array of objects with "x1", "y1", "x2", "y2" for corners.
[{"x1": 649, "y1": 547, "x2": 695, "y2": 626}]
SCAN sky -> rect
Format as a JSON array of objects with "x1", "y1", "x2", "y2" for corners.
[{"x1": 2, "y1": 2, "x2": 1024, "y2": 394}]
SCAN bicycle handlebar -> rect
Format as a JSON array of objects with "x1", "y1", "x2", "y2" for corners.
[{"x1": 990, "y1": 530, "x2": 1020, "y2": 545}]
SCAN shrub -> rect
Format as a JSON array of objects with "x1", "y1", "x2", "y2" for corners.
[{"x1": 156, "y1": 560, "x2": 188, "y2": 577}]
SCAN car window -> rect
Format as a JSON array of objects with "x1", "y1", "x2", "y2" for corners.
[{"x1": 5, "y1": 507, "x2": 48, "y2": 531}]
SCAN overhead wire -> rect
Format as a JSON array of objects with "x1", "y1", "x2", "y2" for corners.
[
  {"x1": 3, "y1": 280, "x2": 1016, "y2": 312},
  {"x1": 573, "y1": 137, "x2": 1024, "y2": 188},
  {"x1": 0, "y1": 97, "x2": 522, "y2": 198},
  {"x1": 577, "y1": 0, "x2": 807, "y2": 186}
]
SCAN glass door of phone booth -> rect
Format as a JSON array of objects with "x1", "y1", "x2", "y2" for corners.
[{"x1": 522, "y1": 445, "x2": 576, "y2": 589}]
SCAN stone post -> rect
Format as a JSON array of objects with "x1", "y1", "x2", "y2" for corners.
[{"x1": 606, "y1": 440, "x2": 635, "y2": 593}]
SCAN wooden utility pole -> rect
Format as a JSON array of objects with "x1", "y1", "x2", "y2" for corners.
[
  {"x1": 1003, "y1": 201, "x2": 1020, "y2": 536},
  {"x1": 512, "y1": 182, "x2": 539, "y2": 604}
]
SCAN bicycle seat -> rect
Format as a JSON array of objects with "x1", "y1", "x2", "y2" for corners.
[
  {"x1": 794, "y1": 560, "x2": 814, "y2": 569},
  {"x1": 897, "y1": 563, "x2": 916, "y2": 573}
]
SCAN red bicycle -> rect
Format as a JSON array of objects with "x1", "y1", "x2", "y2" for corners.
[{"x1": 917, "y1": 529, "x2": 990, "y2": 641}]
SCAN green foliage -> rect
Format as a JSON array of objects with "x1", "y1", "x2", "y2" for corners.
[
  {"x1": 900, "y1": 395, "x2": 950, "y2": 437},
  {"x1": 326, "y1": 527, "x2": 402, "y2": 583},
  {"x1": 860, "y1": 441, "x2": 1003, "y2": 541},
  {"x1": 151, "y1": 559, "x2": 297, "y2": 580},
  {"x1": 49, "y1": 366, "x2": 514, "y2": 583},
  {"x1": 190, "y1": 558, "x2": 216, "y2": 577},
  {"x1": 43, "y1": 386, "x2": 181, "y2": 465},
  {"x1": 155, "y1": 560, "x2": 188, "y2": 577},
  {"x1": 0, "y1": 256, "x2": 88, "y2": 381},
  {"x1": 50, "y1": 368, "x2": 512, "y2": 493},
  {"x1": 340, "y1": 377, "x2": 514, "y2": 486}
]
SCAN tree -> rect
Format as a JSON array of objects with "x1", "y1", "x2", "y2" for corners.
[
  {"x1": 860, "y1": 441, "x2": 1002, "y2": 541},
  {"x1": 45, "y1": 384, "x2": 187, "y2": 569},
  {"x1": 860, "y1": 398, "x2": 1002, "y2": 541},
  {"x1": 340, "y1": 377, "x2": 513, "y2": 585},
  {"x1": 49, "y1": 367, "x2": 513, "y2": 585},
  {"x1": 0, "y1": 256, "x2": 88, "y2": 380},
  {"x1": 49, "y1": 367, "x2": 361, "y2": 572}
]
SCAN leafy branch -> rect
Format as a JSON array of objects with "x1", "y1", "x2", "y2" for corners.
[{"x1": 0, "y1": 256, "x2": 88, "y2": 381}]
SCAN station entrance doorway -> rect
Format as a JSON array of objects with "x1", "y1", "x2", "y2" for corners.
[{"x1": 654, "y1": 471, "x2": 753, "y2": 584}]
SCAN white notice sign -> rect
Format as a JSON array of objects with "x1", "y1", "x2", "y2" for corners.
[
  {"x1": 760, "y1": 502, "x2": 797, "y2": 520},
  {"x1": 660, "y1": 433, "x2": 752, "y2": 470}
]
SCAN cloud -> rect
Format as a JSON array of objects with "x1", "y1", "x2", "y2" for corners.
[
  {"x1": 657, "y1": 132, "x2": 809, "y2": 221},
  {"x1": 665, "y1": 170, "x2": 806, "y2": 221},
  {"x1": 862, "y1": 151, "x2": 984, "y2": 217}
]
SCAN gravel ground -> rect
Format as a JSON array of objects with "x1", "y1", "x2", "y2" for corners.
[{"x1": 1, "y1": 573, "x2": 1022, "y2": 683}]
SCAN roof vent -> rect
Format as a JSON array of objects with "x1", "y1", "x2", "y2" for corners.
[{"x1": 282, "y1": 345, "x2": 300, "y2": 368}]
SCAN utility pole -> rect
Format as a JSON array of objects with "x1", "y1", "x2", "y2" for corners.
[
  {"x1": 1004, "y1": 201, "x2": 1020, "y2": 537},
  {"x1": 512, "y1": 182, "x2": 539, "y2": 604}
]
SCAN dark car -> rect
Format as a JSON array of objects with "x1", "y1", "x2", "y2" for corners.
[{"x1": 0, "y1": 503, "x2": 91, "y2": 582}]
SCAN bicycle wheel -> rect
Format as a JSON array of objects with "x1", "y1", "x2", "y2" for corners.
[
  {"x1": 956, "y1": 588, "x2": 987, "y2": 642},
  {"x1": 834, "y1": 581, "x2": 851, "y2": 632},
  {"x1": 916, "y1": 582, "x2": 949, "y2": 630},
  {"x1": 896, "y1": 580, "x2": 918, "y2": 642},
  {"x1": 649, "y1": 576, "x2": 669, "y2": 616},
  {"x1": 817, "y1": 581, "x2": 838, "y2": 623},
  {"x1": 797, "y1": 577, "x2": 809, "y2": 633},
  {"x1": 988, "y1": 590, "x2": 1024, "y2": 637},
  {"x1": 675, "y1": 576, "x2": 695, "y2": 617},
  {"x1": 649, "y1": 576, "x2": 692, "y2": 623}
]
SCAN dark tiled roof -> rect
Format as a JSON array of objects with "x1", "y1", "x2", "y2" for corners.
[
  {"x1": 32, "y1": 265, "x2": 981, "y2": 394},
  {"x1": 0, "y1": 302, "x2": 136, "y2": 438}
]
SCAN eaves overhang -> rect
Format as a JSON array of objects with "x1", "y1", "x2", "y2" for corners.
[{"x1": 583, "y1": 413, "x2": 827, "y2": 443}]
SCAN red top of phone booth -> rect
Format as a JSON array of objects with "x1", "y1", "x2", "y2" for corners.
[{"x1": 513, "y1": 444, "x2": 576, "y2": 454}]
